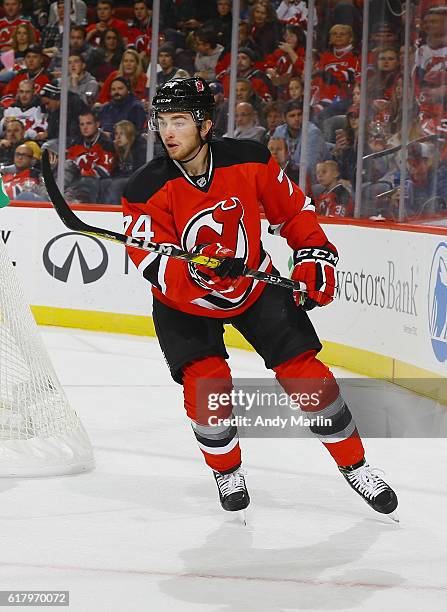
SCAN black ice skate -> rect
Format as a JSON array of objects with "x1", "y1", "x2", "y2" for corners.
[
  {"x1": 339, "y1": 459, "x2": 399, "y2": 522},
  {"x1": 213, "y1": 467, "x2": 250, "y2": 513}
]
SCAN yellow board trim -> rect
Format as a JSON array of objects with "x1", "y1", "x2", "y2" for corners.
[{"x1": 32, "y1": 305, "x2": 444, "y2": 400}]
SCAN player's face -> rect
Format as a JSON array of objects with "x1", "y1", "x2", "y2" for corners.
[
  {"x1": 158, "y1": 112, "x2": 203, "y2": 161},
  {"x1": 79, "y1": 115, "x2": 99, "y2": 138}
]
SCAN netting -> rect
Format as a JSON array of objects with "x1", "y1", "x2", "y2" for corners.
[{"x1": 0, "y1": 239, "x2": 94, "y2": 476}]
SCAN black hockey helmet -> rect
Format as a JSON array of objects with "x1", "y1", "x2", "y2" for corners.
[{"x1": 150, "y1": 77, "x2": 215, "y2": 130}]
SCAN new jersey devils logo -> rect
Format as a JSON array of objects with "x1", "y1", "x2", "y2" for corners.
[{"x1": 181, "y1": 197, "x2": 248, "y2": 259}]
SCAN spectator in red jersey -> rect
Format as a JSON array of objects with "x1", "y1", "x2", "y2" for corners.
[
  {"x1": 86, "y1": 0, "x2": 129, "y2": 47},
  {"x1": 68, "y1": 53, "x2": 99, "y2": 106},
  {"x1": 0, "y1": 80, "x2": 47, "y2": 140},
  {"x1": 93, "y1": 28, "x2": 125, "y2": 84},
  {"x1": 98, "y1": 77, "x2": 146, "y2": 136},
  {"x1": 248, "y1": 1, "x2": 282, "y2": 57},
  {"x1": 1, "y1": 142, "x2": 40, "y2": 199},
  {"x1": 64, "y1": 110, "x2": 115, "y2": 203},
  {"x1": 0, "y1": 0, "x2": 40, "y2": 53},
  {"x1": 1, "y1": 45, "x2": 51, "y2": 107},
  {"x1": 194, "y1": 28, "x2": 225, "y2": 82},
  {"x1": 214, "y1": 20, "x2": 261, "y2": 76},
  {"x1": 264, "y1": 24, "x2": 306, "y2": 90},
  {"x1": 0, "y1": 118, "x2": 25, "y2": 165},
  {"x1": 127, "y1": 0, "x2": 152, "y2": 48},
  {"x1": 367, "y1": 47, "x2": 400, "y2": 101},
  {"x1": 315, "y1": 160, "x2": 353, "y2": 217},
  {"x1": 98, "y1": 48, "x2": 146, "y2": 104},
  {"x1": 219, "y1": 47, "x2": 275, "y2": 101},
  {"x1": 317, "y1": 24, "x2": 358, "y2": 97}
]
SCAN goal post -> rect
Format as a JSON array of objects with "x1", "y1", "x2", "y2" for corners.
[{"x1": 0, "y1": 238, "x2": 94, "y2": 477}]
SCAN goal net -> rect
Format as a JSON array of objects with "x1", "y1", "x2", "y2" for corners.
[{"x1": 0, "y1": 238, "x2": 94, "y2": 476}]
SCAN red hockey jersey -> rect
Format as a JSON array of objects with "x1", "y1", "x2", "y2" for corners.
[
  {"x1": 66, "y1": 134, "x2": 115, "y2": 177},
  {"x1": 0, "y1": 17, "x2": 40, "y2": 51},
  {"x1": 122, "y1": 139, "x2": 329, "y2": 318}
]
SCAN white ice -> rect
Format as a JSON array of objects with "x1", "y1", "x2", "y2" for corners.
[{"x1": 1, "y1": 326, "x2": 446, "y2": 612}]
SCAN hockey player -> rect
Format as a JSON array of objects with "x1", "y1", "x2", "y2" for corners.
[{"x1": 122, "y1": 77, "x2": 398, "y2": 519}]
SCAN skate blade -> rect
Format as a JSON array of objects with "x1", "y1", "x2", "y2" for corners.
[
  {"x1": 387, "y1": 511, "x2": 399, "y2": 523},
  {"x1": 240, "y1": 509, "x2": 248, "y2": 526}
]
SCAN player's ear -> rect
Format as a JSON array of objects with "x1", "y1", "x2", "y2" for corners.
[{"x1": 200, "y1": 119, "x2": 213, "y2": 139}]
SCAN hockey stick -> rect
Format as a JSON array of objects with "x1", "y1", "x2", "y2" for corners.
[{"x1": 42, "y1": 150, "x2": 306, "y2": 295}]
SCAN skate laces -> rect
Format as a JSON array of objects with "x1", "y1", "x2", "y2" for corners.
[
  {"x1": 345, "y1": 463, "x2": 389, "y2": 500},
  {"x1": 215, "y1": 468, "x2": 246, "y2": 497}
]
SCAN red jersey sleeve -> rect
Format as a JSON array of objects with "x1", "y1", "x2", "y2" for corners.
[
  {"x1": 122, "y1": 192, "x2": 211, "y2": 303},
  {"x1": 258, "y1": 154, "x2": 330, "y2": 249}
]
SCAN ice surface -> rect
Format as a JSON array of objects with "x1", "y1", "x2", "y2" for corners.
[{"x1": 0, "y1": 327, "x2": 446, "y2": 612}]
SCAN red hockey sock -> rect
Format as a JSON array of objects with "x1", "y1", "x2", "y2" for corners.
[
  {"x1": 183, "y1": 356, "x2": 242, "y2": 472},
  {"x1": 273, "y1": 351, "x2": 365, "y2": 467}
]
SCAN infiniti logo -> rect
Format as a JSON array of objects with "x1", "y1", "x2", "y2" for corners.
[{"x1": 43, "y1": 232, "x2": 108, "y2": 284}]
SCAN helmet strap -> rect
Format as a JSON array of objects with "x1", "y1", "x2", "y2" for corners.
[{"x1": 178, "y1": 123, "x2": 209, "y2": 165}]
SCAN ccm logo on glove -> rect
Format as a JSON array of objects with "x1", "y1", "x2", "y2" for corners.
[{"x1": 291, "y1": 242, "x2": 338, "y2": 311}]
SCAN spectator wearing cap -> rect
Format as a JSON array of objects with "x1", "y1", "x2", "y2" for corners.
[
  {"x1": 0, "y1": 0, "x2": 40, "y2": 53},
  {"x1": 86, "y1": 0, "x2": 129, "y2": 47},
  {"x1": 226, "y1": 102, "x2": 266, "y2": 143},
  {"x1": 218, "y1": 47, "x2": 275, "y2": 101},
  {"x1": 1, "y1": 45, "x2": 51, "y2": 106},
  {"x1": 98, "y1": 48, "x2": 147, "y2": 104},
  {"x1": 0, "y1": 79, "x2": 47, "y2": 141},
  {"x1": 0, "y1": 118, "x2": 26, "y2": 165},
  {"x1": 64, "y1": 110, "x2": 115, "y2": 203},
  {"x1": 48, "y1": 0, "x2": 87, "y2": 26},
  {"x1": 194, "y1": 28, "x2": 225, "y2": 82},
  {"x1": 40, "y1": 81, "x2": 89, "y2": 145},
  {"x1": 273, "y1": 98, "x2": 330, "y2": 182},
  {"x1": 98, "y1": 77, "x2": 146, "y2": 137},
  {"x1": 68, "y1": 53, "x2": 99, "y2": 105}
]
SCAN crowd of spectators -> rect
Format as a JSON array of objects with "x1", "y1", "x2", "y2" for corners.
[{"x1": 0, "y1": 0, "x2": 445, "y2": 218}]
